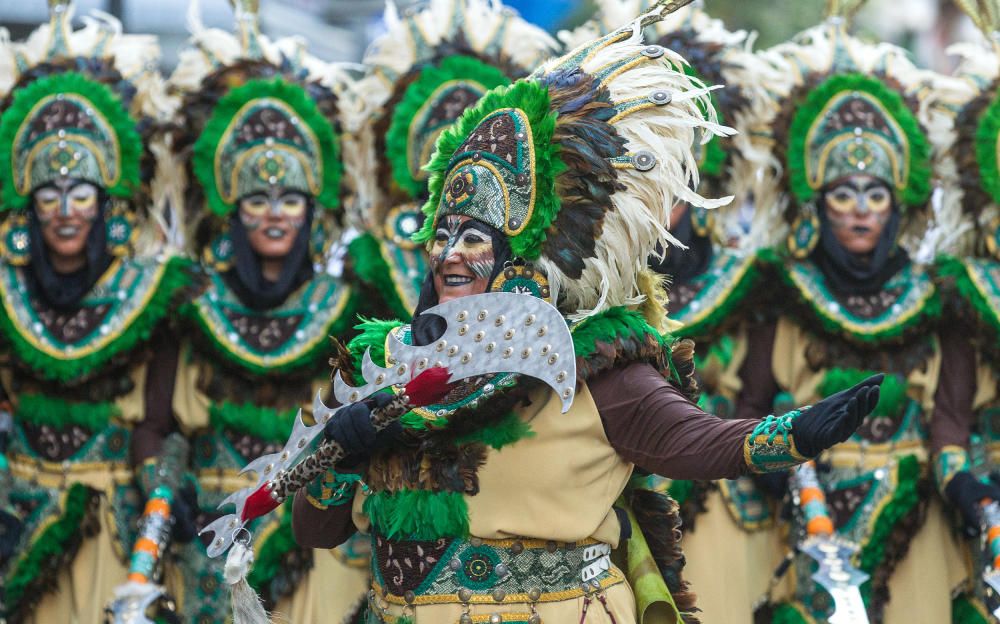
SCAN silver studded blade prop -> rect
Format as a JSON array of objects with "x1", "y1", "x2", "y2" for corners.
[
  {"x1": 801, "y1": 537, "x2": 870, "y2": 624},
  {"x1": 980, "y1": 501, "x2": 1000, "y2": 617},
  {"x1": 201, "y1": 292, "x2": 577, "y2": 558}
]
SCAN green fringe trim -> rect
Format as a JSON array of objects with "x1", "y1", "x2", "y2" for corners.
[
  {"x1": 346, "y1": 318, "x2": 406, "y2": 384},
  {"x1": 937, "y1": 254, "x2": 1000, "y2": 346},
  {"x1": 673, "y1": 259, "x2": 758, "y2": 341},
  {"x1": 452, "y1": 411, "x2": 534, "y2": 450},
  {"x1": 414, "y1": 79, "x2": 564, "y2": 261},
  {"x1": 771, "y1": 603, "x2": 811, "y2": 624},
  {"x1": 247, "y1": 499, "x2": 298, "y2": 595},
  {"x1": 759, "y1": 248, "x2": 940, "y2": 344},
  {"x1": 192, "y1": 78, "x2": 342, "y2": 217},
  {"x1": 184, "y1": 284, "x2": 358, "y2": 378},
  {"x1": 15, "y1": 394, "x2": 120, "y2": 432},
  {"x1": 0, "y1": 256, "x2": 193, "y2": 382},
  {"x1": 975, "y1": 91, "x2": 1000, "y2": 207},
  {"x1": 5, "y1": 483, "x2": 91, "y2": 614},
  {"x1": 387, "y1": 55, "x2": 510, "y2": 200},
  {"x1": 571, "y1": 306, "x2": 668, "y2": 361},
  {"x1": 787, "y1": 73, "x2": 931, "y2": 209},
  {"x1": 363, "y1": 489, "x2": 469, "y2": 540},
  {"x1": 209, "y1": 401, "x2": 297, "y2": 445},
  {"x1": 857, "y1": 454, "x2": 921, "y2": 576},
  {"x1": 347, "y1": 232, "x2": 412, "y2": 320},
  {"x1": 817, "y1": 368, "x2": 908, "y2": 420},
  {"x1": 952, "y1": 594, "x2": 991, "y2": 624},
  {"x1": 0, "y1": 72, "x2": 143, "y2": 211}
]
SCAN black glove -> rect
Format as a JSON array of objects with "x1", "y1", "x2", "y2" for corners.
[
  {"x1": 324, "y1": 393, "x2": 401, "y2": 466},
  {"x1": 170, "y1": 479, "x2": 198, "y2": 544},
  {"x1": 945, "y1": 471, "x2": 1000, "y2": 538},
  {"x1": 792, "y1": 374, "x2": 883, "y2": 458}
]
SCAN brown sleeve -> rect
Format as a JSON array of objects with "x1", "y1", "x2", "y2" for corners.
[
  {"x1": 929, "y1": 327, "x2": 976, "y2": 453},
  {"x1": 590, "y1": 362, "x2": 758, "y2": 480},
  {"x1": 733, "y1": 321, "x2": 780, "y2": 421},
  {"x1": 130, "y1": 331, "x2": 182, "y2": 466},
  {"x1": 292, "y1": 489, "x2": 357, "y2": 549}
]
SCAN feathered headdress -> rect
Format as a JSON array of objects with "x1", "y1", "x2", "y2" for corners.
[
  {"x1": 561, "y1": 0, "x2": 789, "y2": 251},
  {"x1": 938, "y1": 0, "x2": 1000, "y2": 260},
  {"x1": 345, "y1": 0, "x2": 559, "y2": 316},
  {"x1": 167, "y1": 0, "x2": 355, "y2": 267},
  {"x1": 761, "y1": 13, "x2": 941, "y2": 258},
  {"x1": 0, "y1": 0, "x2": 171, "y2": 257},
  {"x1": 413, "y1": 0, "x2": 734, "y2": 322}
]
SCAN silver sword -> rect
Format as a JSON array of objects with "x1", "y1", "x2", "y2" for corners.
[
  {"x1": 801, "y1": 537, "x2": 870, "y2": 624},
  {"x1": 200, "y1": 292, "x2": 579, "y2": 558}
]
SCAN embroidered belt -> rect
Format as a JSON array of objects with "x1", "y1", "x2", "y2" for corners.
[{"x1": 369, "y1": 534, "x2": 623, "y2": 608}]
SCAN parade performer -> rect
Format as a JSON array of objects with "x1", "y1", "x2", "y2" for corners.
[
  {"x1": 347, "y1": 0, "x2": 558, "y2": 319},
  {"x1": 0, "y1": 1, "x2": 192, "y2": 621},
  {"x1": 165, "y1": 0, "x2": 363, "y2": 620},
  {"x1": 282, "y1": 4, "x2": 884, "y2": 622},
  {"x1": 928, "y1": 2, "x2": 1000, "y2": 618},
  {"x1": 739, "y1": 12, "x2": 971, "y2": 623}
]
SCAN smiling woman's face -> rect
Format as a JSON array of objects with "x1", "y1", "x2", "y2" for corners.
[
  {"x1": 821, "y1": 174, "x2": 893, "y2": 255},
  {"x1": 238, "y1": 189, "x2": 308, "y2": 259},
  {"x1": 429, "y1": 215, "x2": 495, "y2": 303}
]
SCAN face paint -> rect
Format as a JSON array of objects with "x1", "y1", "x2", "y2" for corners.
[
  {"x1": 430, "y1": 215, "x2": 495, "y2": 303},
  {"x1": 33, "y1": 179, "x2": 99, "y2": 223},
  {"x1": 32, "y1": 177, "x2": 100, "y2": 272},
  {"x1": 239, "y1": 188, "x2": 310, "y2": 260},
  {"x1": 822, "y1": 174, "x2": 893, "y2": 255}
]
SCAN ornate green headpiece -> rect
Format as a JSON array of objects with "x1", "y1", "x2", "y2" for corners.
[
  {"x1": 192, "y1": 77, "x2": 342, "y2": 216},
  {"x1": 386, "y1": 55, "x2": 511, "y2": 200},
  {"x1": 0, "y1": 71, "x2": 143, "y2": 211},
  {"x1": 787, "y1": 73, "x2": 931, "y2": 209}
]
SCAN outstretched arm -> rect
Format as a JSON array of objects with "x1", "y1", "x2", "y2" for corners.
[{"x1": 592, "y1": 361, "x2": 880, "y2": 480}]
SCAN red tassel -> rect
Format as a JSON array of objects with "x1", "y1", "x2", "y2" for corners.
[
  {"x1": 404, "y1": 367, "x2": 453, "y2": 407},
  {"x1": 242, "y1": 485, "x2": 281, "y2": 522}
]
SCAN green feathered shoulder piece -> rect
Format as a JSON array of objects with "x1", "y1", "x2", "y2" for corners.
[
  {"x1": 346, "y1": 317, "x2": 406, "y2": 384},
  {"x1": 0, "y1": 71, "x2": 143, "y2": 211},
  {"x1": 975, "y1": 89, "x2": 1000, "y2": 207},
  {"x1": 0, "y1": 255, "x2": 193, "y2": 382},
  {"x1": 571, "y1": 306, "x2": 674, "y2": 381},
  {"x1": 413, "y1": 79, "x2": 563, "y2": 261},
  {"x1": 192, "y1": 77, "x2": 342, "y2": 217},
  {"x1": 935, "y1": 254, "x2": 1000, "y2": 346},
  {"x1": 387, "y1": 55, "x2": 511, "y2": 200},
  {"x1": 787, "y1": 73, "x2": 931, "y2": 209},
  {"x1": 759, "y1": 247, "x2": 940, "y2": 345}
]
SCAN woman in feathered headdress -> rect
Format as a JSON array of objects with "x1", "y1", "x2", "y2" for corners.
[
  {"x1": 0, "y1": 1, "x2": 194, "y2": 621},
  {"x1": 162, "y1": 1, "x2": 368, "y2": 621},
  {"x1": 345, "y1": 0, "x2": 559, "y2": 320},
  {"x1": 735, "y1": 5, "x2": 977, "y2": 622},
  {"x1": 290, "y1": 3, "x2": 881, "y2": 623}
]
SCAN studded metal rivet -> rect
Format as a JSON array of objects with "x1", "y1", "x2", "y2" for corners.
[
  {"x1": 349, "y1": 392, "x2": 360, "y2": 402},
  {"x1": 528, "y1": 588, "x2": 541, "y2": 601},
  {"x1": 474, "y1": 331, "x2": 485, "y2": 342},
  {"x1": 548, "y1": 353, "x2": 559, "y2": 364},
  {"x1": 459, "y1": 325, "x2": 469, "y2": 336},
  {"x1": 504, "y1": 329, "x2": 515, "y2": 340},
  {"x1": 486, "y1": 342, "x2": 496, "y2": 353},
  {"x1": 461, "y1": 353, "x2": 472, "y2": 364},
  {"x1": 478, "y1": 309, "x2": 488, "y2": 321},
  {"x1": 541, "y1": 345, "x2": 550, "y2": 355},
  {"x1": 495, "y1": 563, "x2": 509, "y2": 577},
  {"x1": 563, "y1": 388, "x2": 573, "y2": 399},
  {"x1": 524, "y1": 314, "x2": 535, "y2": 326},
  {"x1": 537, "y1": 326, "x2": 547, "y2": 337},
  {"x1": 397, "y1": 364, "x2": 407, "y2": 375},
  {"x1": 490, "y1": 614, "x2": 502, "y2": 624},
  {"x1": 404, "y1": 591, "x2": 416, "y2": 604},
  {"x1": 648, "y1": 89, "x2": 672, "y2": 105},
  {"x1": 509, "y1": 218, "x2": 521, "y2": 228},
  {"x1": 521, "y1": 348, "x2": 531, "y2": 359},
  {"x1": 633, "y1": 150, "x2": 657, "y2": 171},
  {"x1": 511, "y1": 541, "x2": 524, "y2": 554},
  {"x1": 450, "y1": 558, "x2": 462, "y2": 571},
  {"x1": 470, "y1": 537, "x2": 483, "y2": 547},
  {"x1": 298, "y1": 438, "x2": 307, "y2": 448},
  {"x1": 436, "y1": 340, "x2": 446, "y2": 352},
  {"x1": 417, "y1": 358, "x2": 428, "y2": 369},
  {"x1": 448, "y1": 345, "x2": 459, "y2": 356},
  {"x1": 502, "y1": 347, "x2": 513, "y2": 358},
  {"x1": 457, "y1": 311, "x2": 468, "y2": 321},
  {"x1": 375, "y1": 374, "x2": 385, "y2": 384},
  {"x1": 529, "y1": 615, "x2": 541, "y2": 624},
  {"x1": 641, "y1": 44, "x2": 665, "y2": 58},
  {"x1": 494, "y1": 315, "x2": 506, "y2": 326},
  {"x1": 492, "y1": 589, "x2": 506, "y2": 602}
]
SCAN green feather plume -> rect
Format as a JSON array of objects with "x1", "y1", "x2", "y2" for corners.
[
  {"x1": 363, "y1": 489, "x2": 470, "y2": 540},
  {"x1": 787, "y1": 73, "x2": 931, "y2": 209},
  {"x1": 15, "y1": 394, "x2": 120, "y2": 432},
  {"x1": 975, "y1": 91, "x2": 1000, "y2": 207},
  {"x1": 347, "y1": 232, "x2": 413, "y2": 320},
  {"x1": 387, "y1": 55, "x2": 511, "y2": 200},
  {"x1": 209, "y1": 401, "x2": 298, "y2": 445},
  {"x1": 414, "y1": 79, "x2": 564, "y2": 261},
  {"x1": 0, "y1": 72, "x2": 143, "y2": 210},
  {"x1": 817, "y1": 368, "x2": 908, "y2": 420},
  {"x1": 192, "y1": 78, "x2": 342, "y2": 217}
]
